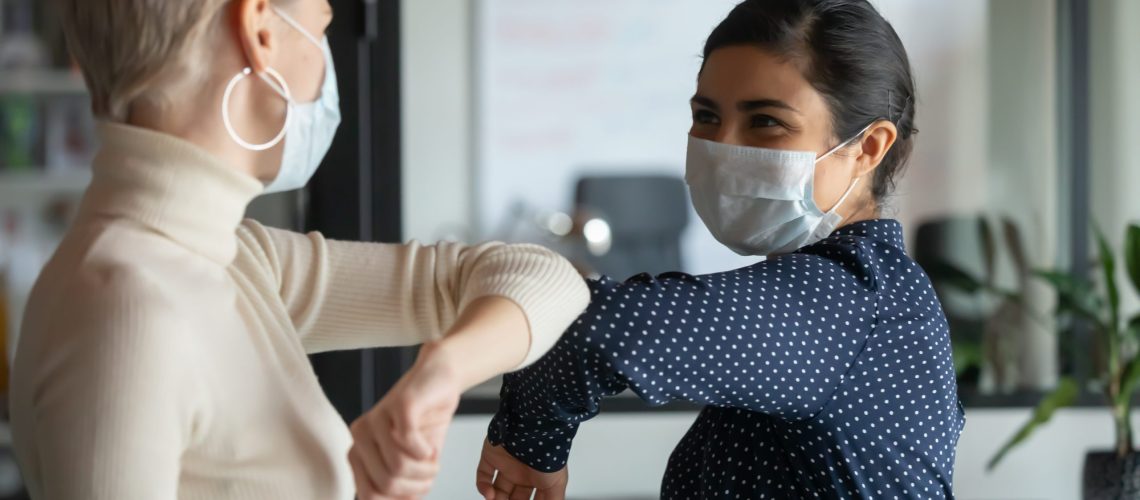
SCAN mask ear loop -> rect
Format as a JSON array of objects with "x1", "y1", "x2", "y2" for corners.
[
  {"x1": 829, "y1": 177, "x2": 861, "y2": 215},
  {"x1": 815, "y1": 121, "x2": 875, "y2": 216},
  {"x1": 815, "y1": 122, "x2": 876, "y2": 164},
  {"x1": 222, "y1": 66, "x2": 293, "y2": 151},
  {"x1": 272, "y1": 6, "x2": 323, "y2": 48}
]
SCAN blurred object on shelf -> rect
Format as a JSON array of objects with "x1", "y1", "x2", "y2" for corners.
[
  {"x1": 489, "y1": 175, "x2": 691, "y2": 280},
  {"x1": 493, "y1": 200, "x2": 575, "y2": 247},
  {"x1": 0, "y1": 0, "x2": 85, "y2": 172},
  {"x1": 42, "y1": 197, "x2": 79, "y2": 234},
  {"x1": 0, "y1": 70, "x2": 86, "y2": 96},
  {"x1": 0, "y1": 0, "x2": 49, "y2": 70},
  {"x1": 0, "y1": 96, "x2": 40, "y2": 170},
  {"x1": 43, "y1": 95, "x2": 96, "y2": 172}
]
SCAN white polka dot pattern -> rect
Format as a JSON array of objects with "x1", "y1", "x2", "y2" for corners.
[{"x1": 488, "y1": 219, "x2": 966, "y2": 499}]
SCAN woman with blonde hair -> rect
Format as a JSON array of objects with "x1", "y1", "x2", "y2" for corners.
[{"x1": 9, "y1": 0, "x2": 589, "y2": 499}]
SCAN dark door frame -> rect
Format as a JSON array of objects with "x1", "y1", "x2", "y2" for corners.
[{"x1": 306, "y1": 0, "x2": 409, "y2": 422}]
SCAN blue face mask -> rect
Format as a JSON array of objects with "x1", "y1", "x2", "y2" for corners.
[
  {"x1": 684, "y1": 123, "x2": 873, "y2": 257},
  {"x1": 221, "y1": 7, "x2": 342, "y2": 194}
]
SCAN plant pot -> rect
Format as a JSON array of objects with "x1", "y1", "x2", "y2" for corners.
[{"x1": 1083, "y1": 451, "x2": 1140, "y2": 499}]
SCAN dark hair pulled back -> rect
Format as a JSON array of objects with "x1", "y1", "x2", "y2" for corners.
[{"x1": 703, "y1": 0, "x2": 918, "y2": 202}]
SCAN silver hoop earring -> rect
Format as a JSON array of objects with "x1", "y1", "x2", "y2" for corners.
[{"x1": 221, "y1": 67, "x2": 293, "y2": 151}]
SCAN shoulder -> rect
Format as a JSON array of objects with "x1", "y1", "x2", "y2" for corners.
[
  {"x1": 232, "y1": 219, "x2": 327, "y2": 287},
  {"x1": 794, "y1": 223, "x2": 914, "y2": 291},
  {"x1": 25, "y1": 223, "x2": 196, "y2": 352},
  {"x1": 15, "y1": 244, "x2": 197, "y2": 403},
  {"x1": 68, "y1": 261, "x2": 189, "y2": 345}
]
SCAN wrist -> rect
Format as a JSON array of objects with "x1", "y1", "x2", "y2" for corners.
[
  {"x1": 423, "y1": 297, "x2": 531, "y2": 390},
  {"x1": 415, "y1": 340, "x2": 465, "y2": 388}
]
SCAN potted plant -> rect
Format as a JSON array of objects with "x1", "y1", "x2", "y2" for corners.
[
  {"x1": 978, "y1": 224, "x2": 1140, "y2": 499},
  {"x1": 921, "y1": 216, "x2": 1054, "y2": 393}
]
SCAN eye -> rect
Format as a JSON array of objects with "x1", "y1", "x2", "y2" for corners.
[
  {"x1": 750, "y1": 114, "x2": 782, "y2": 128},
  {"x1": 693, "y1": 109, "x2": 720, "y2": 125}
]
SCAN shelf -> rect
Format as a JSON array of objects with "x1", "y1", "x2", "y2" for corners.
[
  {"x1": 0, "y1": 170, "x2": 91, "y2": 204},
  {"x1": 0, "y1": 70, "x2": 87, "y2": 95}
]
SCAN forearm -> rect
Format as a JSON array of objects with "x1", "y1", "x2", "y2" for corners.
[
  {"x1": 421, "y1": 296, "x2": 531, "y2": 392},
  {"x1": 486, "y1": 327, "x2": 631, "y2": 472},
  {"x1": 241, "y1": 223, "x2": 589, "y2": 359}
]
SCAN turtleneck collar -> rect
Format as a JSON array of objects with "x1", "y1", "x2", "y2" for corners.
[{"x1": 79, "y1": 122, "x2": 265, "y2": 265}]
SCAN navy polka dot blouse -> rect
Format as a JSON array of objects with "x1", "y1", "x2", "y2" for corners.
[{"x1": 488, "y1": 219, "x2": 966, "y2": 499}]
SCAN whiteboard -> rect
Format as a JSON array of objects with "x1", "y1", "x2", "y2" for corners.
[{"x1": 474, "y1": 0, "x2": 755, "y2": 274}]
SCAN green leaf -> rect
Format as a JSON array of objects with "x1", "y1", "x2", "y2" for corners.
[
  {"x1": 987, "y1": 378, "x2": 1079, "y2": 471},
  {"x1": 1035, "y1": 269, "x2": 1083, "y2": 291},
  {"x1": 926, "y1": 259, "x2": 984, "y2": 294},
  {"x1": 1094, "y1": 226, "x2": 1122, "y2": 376},
  {"x1": 1095, "y1": 226, "x2": 1121, "y2": 336},
  {"x1": 979, "y1": 218, "x2": 997, "y2": 287},
  {"x1": 1126, "y1": 224, "x2": 1140, "y2": 297},
  {"x1": 952, "y1": 341, "x2": 983, "y2": 376},
  {"x1": 1034, "y1": 270, "x2": 1107, "y2": 330},
  {"x1": 1126, "y1": 316, "x2": 1140, "y2": 407},
  {"x1": 1118, "y1": 352, "x2": 1140, "y2": 408}
]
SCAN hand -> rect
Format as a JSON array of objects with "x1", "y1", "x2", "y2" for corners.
[
  {"x1": 349, "y1": 342, "x2": 462, "y2": 499},
  {"x1": 476, "y1": 438, "x2": 569, "y2": 500}
]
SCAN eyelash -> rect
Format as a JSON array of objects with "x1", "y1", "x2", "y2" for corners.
[
  {"x1": 693, "y1": 109, "x2": 720, "y2": 125},
  {"x1": 692, "y1": 110, "x2": 784, "y2": 130},
  {"x1": 751, "y1": 115, "x2": 781, "y2": 129}
]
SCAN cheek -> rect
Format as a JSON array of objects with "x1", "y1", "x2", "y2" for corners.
[
  {"x1": 811, "y1": 162, "x2": 848, "y2": 210},
  {"x1": 277, "y1": 42, "x2": 326, "y2": 103}
]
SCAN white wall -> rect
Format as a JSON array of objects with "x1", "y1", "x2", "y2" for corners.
[
  {"x1": 427, "y1": 409, "x2": 1140, "y2": 500},
  {"x1": 1091, "y1": 0, "x2": 1140, "y2": 237},
  {"x1": 874, "y1": 0, "x2": 991, "y2": 234},
  {"x1": 1091, "y1": 0, "x2": 1140, "y2": 318},
  {"x1": 401, "y1": 0, "x2": 474, "y2": 243}
]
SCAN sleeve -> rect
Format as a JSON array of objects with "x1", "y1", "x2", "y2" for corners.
[
  {"x1": 233, "y1": 220, "x2": 590, "y2": 366},
  {"x1": 488, "y1": 247, "x2": 880, "y2": 472},
  {"x1": 17, "y1": 277, "x2": 198, "y2": 500}
]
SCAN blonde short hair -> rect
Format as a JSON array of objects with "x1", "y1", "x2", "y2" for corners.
[{"x1": 53, "y1": 0, "x2": 288, "y2": 121}]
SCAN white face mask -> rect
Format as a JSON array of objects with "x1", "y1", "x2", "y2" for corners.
[
  {"x1": 684, "y1": 124, "x2": 872, "y2": 257},
  {"x1": 221, "y1": 7, "x2": 342, "y2": 194}
]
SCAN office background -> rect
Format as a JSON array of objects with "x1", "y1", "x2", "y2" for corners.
[{"x1": 1, "y1": 0, "x2": 1139, "y2": 498}]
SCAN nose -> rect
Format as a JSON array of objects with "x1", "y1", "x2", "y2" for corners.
[{"x1": 710, "y1": 128, "x2": 744, "y2": 147}]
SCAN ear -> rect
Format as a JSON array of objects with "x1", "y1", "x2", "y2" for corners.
[
  {"x1": 854, "y1": 121, "x2": 899, "y2": 178},
  {"x1": 232, "y1": 0, "x2": 275, "y2": 73}
]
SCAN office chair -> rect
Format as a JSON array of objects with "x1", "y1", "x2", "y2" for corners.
[{"x1": 573, "y1": 174, "x2": 689, "y2": 280}]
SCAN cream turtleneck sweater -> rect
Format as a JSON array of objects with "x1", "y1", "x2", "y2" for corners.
[{"x1": 9, "y1": 123, "x2": 589, "y2": 500}]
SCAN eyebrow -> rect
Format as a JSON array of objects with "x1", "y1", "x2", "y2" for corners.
[{"x1": 691, "y1": 95, "x2": 801, "y2": 114}]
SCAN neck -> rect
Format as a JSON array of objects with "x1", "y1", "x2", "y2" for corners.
[
  {"x1": 837, "y1": 196, "x2": 880, "y2": 229},
  {"x1": 83, "y1": 122, "x2": 265, "y2": 264},
  {"x1": 124, "y1": 76, "x2": 285, "y2": 185}
]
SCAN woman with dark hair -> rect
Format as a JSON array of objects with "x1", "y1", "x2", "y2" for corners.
[{"x1": 468, "y1": 0, "x2": 965, "y2": 498}]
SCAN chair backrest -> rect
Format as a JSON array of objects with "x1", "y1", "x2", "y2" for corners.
[{"x1": 574, "y1": 175, "x2": 689, "y2": 279}]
